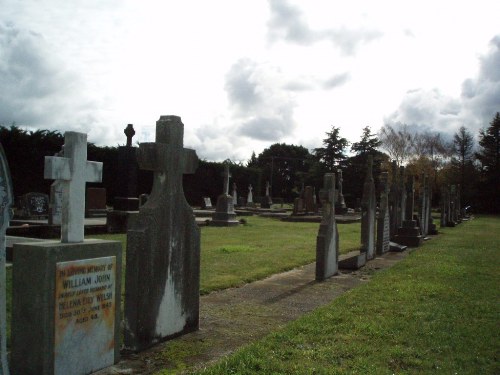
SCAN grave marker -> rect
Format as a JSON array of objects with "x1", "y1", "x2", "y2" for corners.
[
  {"x1": 335, "y1": 168, "x2": 347, "y2": 214},
  {"x1": 247, "y1": 184, "x2": 254, "y2": 205},
  {"x1": 376, "y1": 172, "x2": 390, "y2": 255},
  {"x1": 44, "y1": 132, "x2": 103, "y2": 243},
  {"x1": 212, "y1": 162, "x2": 238, "y2": 226},
  {"x1": 19, "y1": 192, "x2": 49, "y2": 218},
  {"x1": 393, "y1": 175, "x2": 423, "y2": 247},
  {"x1": 124, "y1": 116, "x2": 201, "y2": 351},
  {"x1": 315, "y1": 173, "x2": 339, "y2": 280},
  {"x1": 0, "y1": 143, "x2": 13, "y2": 375},
  {"x1": 360, "y1": 155, "x2": 376, "y2": 260}
]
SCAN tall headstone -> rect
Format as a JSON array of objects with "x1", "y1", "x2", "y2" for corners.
[
  {"x1": 261, "y1": 181, "x2": 273, "y2": 208},
  {"x1": 315, "y1": 173, "x2": 339, "y2": 280},
  {"x1": 440, "y1": 185, "x2": 449, "y2": 228},
  {"x1": 335, "y1": 168, "x2": 348, "y2": 214},
  {"x1": 399, "y1": 166, "x2": 407, "y2": 225},
  {"x1": 389, "y1": 161, "x2": 400, "y2": 240},
  {"x1": 232, "y1": 183, "x2": 238, "y2": 206},
  {"x1": 393, "y1": 175, "x2": 423, "y2": 247},
  {"x1": 124, "y1": 116, "x2": 201, "y2": 352},
  {"x1": 0, "y1": 143, "x2": 13, "y2": 375},
  {"x1": 12, "y1": 132, "x2": 122, "y2": 375},
  {"x1": 304, "y1": 186, "x2": 317, "y2": 214},
  {"x1": 360, "y1": 155, "x2": 376, "y2": 260},
  {"x1": 49, "y1": 147, "x2": 65, "y2": 225},
  {"x1": 376, "y1": 172, "x2": 390, "y2": 255},
  {"x1": 247, "y1": 184, "x2": 253, "y2": 205},
  {"x1": 211, "y1": 162, "x2": 239, "y2": 226}
]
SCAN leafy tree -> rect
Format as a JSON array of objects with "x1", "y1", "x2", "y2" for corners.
[
  {"x1": 476, "y1": 112, "x2": 500, "y2": 213},
  {"x1": 251, "y1": 143, "x2": 312, "y2": 200},
  {"x1": 314, "y1": 126, "x2": 349, "y2": 171},
  {"x1": 378, "y1": 123, "x2": 413, "y2": 166},
  {"x1": 351, "y1": 126, "x2": 381, "y2": 155}
]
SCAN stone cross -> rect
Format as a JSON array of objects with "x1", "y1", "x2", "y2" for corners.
[
  {"x1": 44, "y1": 132, "x2": 103, "y2": 243},
  {"x1": 124, "y1": 115, "x2": 200, "y2": 351},
  {"x1": 223, "y1": 163, "x2": 231, "y2": 195},
  {"x1": 124, "y1": 124, "x2": 136, "y2": 147},
  {"x1": 0, "y1": 143, "x2": 13, "y2": 375},
  {"x1": 265, "y1": 181, "x2": 271, "y2": 197}
]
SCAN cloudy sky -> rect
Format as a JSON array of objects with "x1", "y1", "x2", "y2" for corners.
[{"x1": 1, "y1": 0, "x2": 499, "y2": 162}]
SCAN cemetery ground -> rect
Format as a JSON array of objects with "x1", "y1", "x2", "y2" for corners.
[{"x1": 6, "y1": 215, "x2": 500, "y2": 374}]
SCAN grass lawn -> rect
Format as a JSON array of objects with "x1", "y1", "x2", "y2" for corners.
[{"x1": 193, "y1": 216, "x2": 500, "y2": 374}]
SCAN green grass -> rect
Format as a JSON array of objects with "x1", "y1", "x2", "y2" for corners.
[{"x1": 194, "y1": 216, "x2": 500, "y2": 374}]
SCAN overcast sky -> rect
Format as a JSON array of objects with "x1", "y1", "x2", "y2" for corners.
[{"x1": 1, "y1": 0, "x2": 499, "y2": 162}]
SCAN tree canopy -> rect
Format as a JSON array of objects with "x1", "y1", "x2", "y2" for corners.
[{"x1": 314, "y1": 126, "x2": 349, "y2": 171}]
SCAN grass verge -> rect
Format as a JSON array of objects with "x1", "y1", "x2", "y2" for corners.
[{"x1": 193, "y1": 216, "x2": 500, "y2": 374}]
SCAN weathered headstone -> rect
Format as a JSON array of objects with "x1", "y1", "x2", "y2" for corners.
[
  {"x1": 304, "y1": 186, "x2": 317, "y2": 214},
  {"x1": 232, "y1": 182, "x2": 238, "y2": 206},
  {"x1": 376, "y1": 172, "x2": 390, "y2": 255},
  {"x1": 0, "y1": 143, "x2": 13, "y2": 375},
  {"x1": 440, "y1": 185, "x2": 449, "y2": 228},
  {"x1": 335, "y1": 168, "x2": 347, "y2": 214},
  {"x1": 12, "y1": 132, "x2": 122, "y2": 375},
  {"x1": 393, "y1": 175, "x2": 423, "y2": 247},
  {"x1": 18, "y1": 192, "x2": 49, "y2": 219},
  {"x1": 261, "y1": 181, "x2": 273, "y2": 208},
  {"x1": 201, "y1": 197, "x2": 213, "y2": 209},
  {"x1": 86, "y1": 187, "x2": 107, "y2": 217},
  {"x1": 389, "y1": 161, "x2": 400, "y2": 240},
  {"x1": 247, "y1": 184, "x2": 254, "y2": 207},
  {"x1": 360, "y1": 155, "x2": 376, "y2": 260},
  {"x1": 124, "y1": 116, "x2": 200, "y2": 352},
  {"x1": 315, "y1": 173, "x2": 339, "y2": 280},
  {"x1": 293, "y1": 197, "x2": 305, "y2": 215},
  {"x1": 212, "y1": 162, "x2": 239, "y2": 226},
  {"x1": 49, "y1": 146, "x2": 65, "y2": 226},
  {"x1": 399, "y1": 166, "x2": 407, "y2": 225}
]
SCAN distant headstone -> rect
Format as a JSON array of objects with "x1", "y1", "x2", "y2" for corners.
[
  {"x1": 124, "y1": 116, "x2": 201, "y2": 352},
  {"x1": 335, "y1": 168, "x2": 348, "y2": 214},
  {"x1": 360, "y1": 155, "x2": 376, "y2": 260},
  {"x1": 393, "y1": 175, "x2": 423, "y2": 247},
  {"x1": 376, "y1": 172, "x2": 390, "y2": 255},
  {"x1": 388, "y1": 161, "x2": 400, "y2": 239},
  {"x1": 0, "y1": 143, "x2": 13, "y2": 375},
  {"x1": 124, "y1": 123, "x2": 136, "y2": 147},
  {"x1": 232, "y1": 182, "x2": 238, "y2": 206},
  {"x1": 19, "y1": 192, "x2": 49, "y2": 218},
  {"x1": 212, "y1": 162, "x2": 239, "y2": 226},
  {"x1": 399, "y1": 166, "x2": 407, "y2": 225},
  {"x1": 201, "y1": 197, "x2": 213, "y2": 209},
  {"x1": 304, "y1": 186, "x2": 317, "y2": 214},
  {"x1": 315, "y1": 173, "x2": 339, "y2": 280},
  {"x1": 247, "y1": 184, "x2": 253, "y2": 205},
  {"x1": 49, "y1": 146, "x2": 65, "y2": 225},
  {"x1": 44, "y1": 131, "x2": 103, "y2": 243},
  {"x1": 261, "y1": 181, "x2": 273, "y2": 208},
  {"x1": 86, "y1": 187, "x2": 107, "y2": 217},
  {"x1": 13, "y1": 132, "x2": 122, "y2": 375},
  {"x1": 293, "y1": 197, "x2": 305, "y2": 215},
  {"x1": 440, "y1": 185, "x2": 449, "y2": 228}
]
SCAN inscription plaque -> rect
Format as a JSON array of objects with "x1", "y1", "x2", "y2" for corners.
[{"x1": 54, "y1": 256, "x2": 116, "y2": 375}]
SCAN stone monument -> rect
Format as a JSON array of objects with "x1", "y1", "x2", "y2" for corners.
[
  {"x1": 388, "y1": 161, "x2": 400, "y2": 240},
  {"x1": 315, "y1": 173, "x2": 339, "y2": 280},
  {"x1": 49, "y1": 146, "x2": 65, "y2": 225},
  {"x1": 12, "y1": 131, "x2": 122, "y2": 375},
  {"x1": 211, "y1": 162, "x2": 239, "y2": 226},
  {"x1": 107, "y1": 124, "x2": 140, "y2": 233},
  {"x1": 376, "y1": 171, "x2": 390, "y2": 255},
  {"x1": 232, "y1": 182, "x2": 238, "y2": 206},
  {"x1": 0, "y1": 143, "x2": 13, "y2": 375},
  {"x1": 261, "y1": 181, "x2": 273, "y2": 208},
  {"x1": 393, "y1": 175, "x2": 423, "y2": 247},
  {"x1": 360, "y1": 155, "x2": 376, "y2": 260},
  {"x1": 124, "y1": 116, "x2": 201, "y2": 352},
  {"x1": 335, "y1": 168, "x2": 348, "y2": 214},
  {"x1": 247, "y1": 184, "x2": 254, "y2": 207}
]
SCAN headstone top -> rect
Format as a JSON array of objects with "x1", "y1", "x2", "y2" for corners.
[
  {"x1": 44, "y1": 131, "x2": 103, "y2": 243},
  {"x1": 124, "y1": 124, "x2": 136, "y2": 147},
  {"x1": 223, "y1": 163, "x2": 231, "y2": 195}
]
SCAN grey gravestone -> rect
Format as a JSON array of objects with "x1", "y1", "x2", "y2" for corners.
[
  {"x1": 393, "y1": 175, "x2": 423, "y2": 247},
  {"x1": 304, "y1": 186, "x2": 317, "y2": 214},
  {"x1": 418, "y1": 174, "x2": 429, "y2": 236},
  {"x1": 388, "y1": 161, "x2": 400, "y2": 240},
  {"x1": 247, "y1": 184, "x2": 254, "y2": 206},
  {"x1": 376, "y1": 172, "x2": 390, "y2": 255},
  {"x1": 19, "y1": 192, "x2": 49, "y2": 218},
  {"x1": 49, "y1": 146, "x2": 65, "y2": 225},
  {"x1": 315, "y1": 173, "x2": 339, "y2": 280},
  {"x1": 399, "y1": 166, "x2": 407, "y2": 225},
  {"x1": 201, "y1": 197, "x2": 212, "y2": 209},
  {"x1": 211, "y1": 162, "x2": 239, "y2": 226},
  {"x1": 12, "y1": 132, "x2": 122, "y2": 375},
  {"x1": 440, "y1": 185, "x2": 449, "y2": 228},
  {"x1": 360, "y1": 155, "x2": 376, "y2": 260},
  {"x1": 124, "y1": 116, "x2": 201, "y2": 352},
  {"x1": 232, "y1": 182, "x2": 238, "y2": 206},
  {"x1": 293, "y1": 197, "x2": 305, "y2": 215},
  {"x1": 0, "y1": 143, "x2": 13, "y2": 375},
  {"x1": 335, "y1": 168, "x2": 348, "y2": 214},
  {"x1": 261, "y1": 181, "x2": 272, "y2": 208}
]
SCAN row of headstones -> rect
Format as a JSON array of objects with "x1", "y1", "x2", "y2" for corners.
[{"x1": 315, "y1": 156, "x2": 444, "y2": 280}]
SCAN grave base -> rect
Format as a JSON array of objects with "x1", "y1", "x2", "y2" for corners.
[
  {"x1": 11, "y1": 239, "x2": 122, "y2": 375},
  {"x1": 211, "y1": 194, "x2": 239, "y2": 226},
  {"x1": 392, "y1": 234, "x2": 423, "y2": 247},
  {"x1": 338, "y1": 250, "x2": 367, "y2": 270},
  {"x1": 389, "y1": 241, "x2": 408, "y2": 252}
]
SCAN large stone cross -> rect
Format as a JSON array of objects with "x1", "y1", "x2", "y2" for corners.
[
  {"x1": 0, "y1": 143, "x2": 13, "y2": 375},
  {"x1": 44, "y1": 132, "x2": 103, "y2": 243}
]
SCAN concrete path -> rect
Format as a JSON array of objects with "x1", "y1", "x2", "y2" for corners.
[{"x1": 97, "y1": 250, "x2": 410, "y2": 374}]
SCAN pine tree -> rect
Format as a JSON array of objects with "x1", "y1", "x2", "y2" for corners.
[
  {"x1": 314, "y1": 126, "x2": 349, "y2": 171},
  {"x1": 351, "y1": 126, "x2": 381, "y2": 155}
]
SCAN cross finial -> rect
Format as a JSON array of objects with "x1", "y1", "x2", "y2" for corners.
[
  {"x1": 124, "y1": 124, "x2": 136, "y2": 147},
  {"x1": 45, "y1": 132, "x2": 103, "y2": 243}
]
